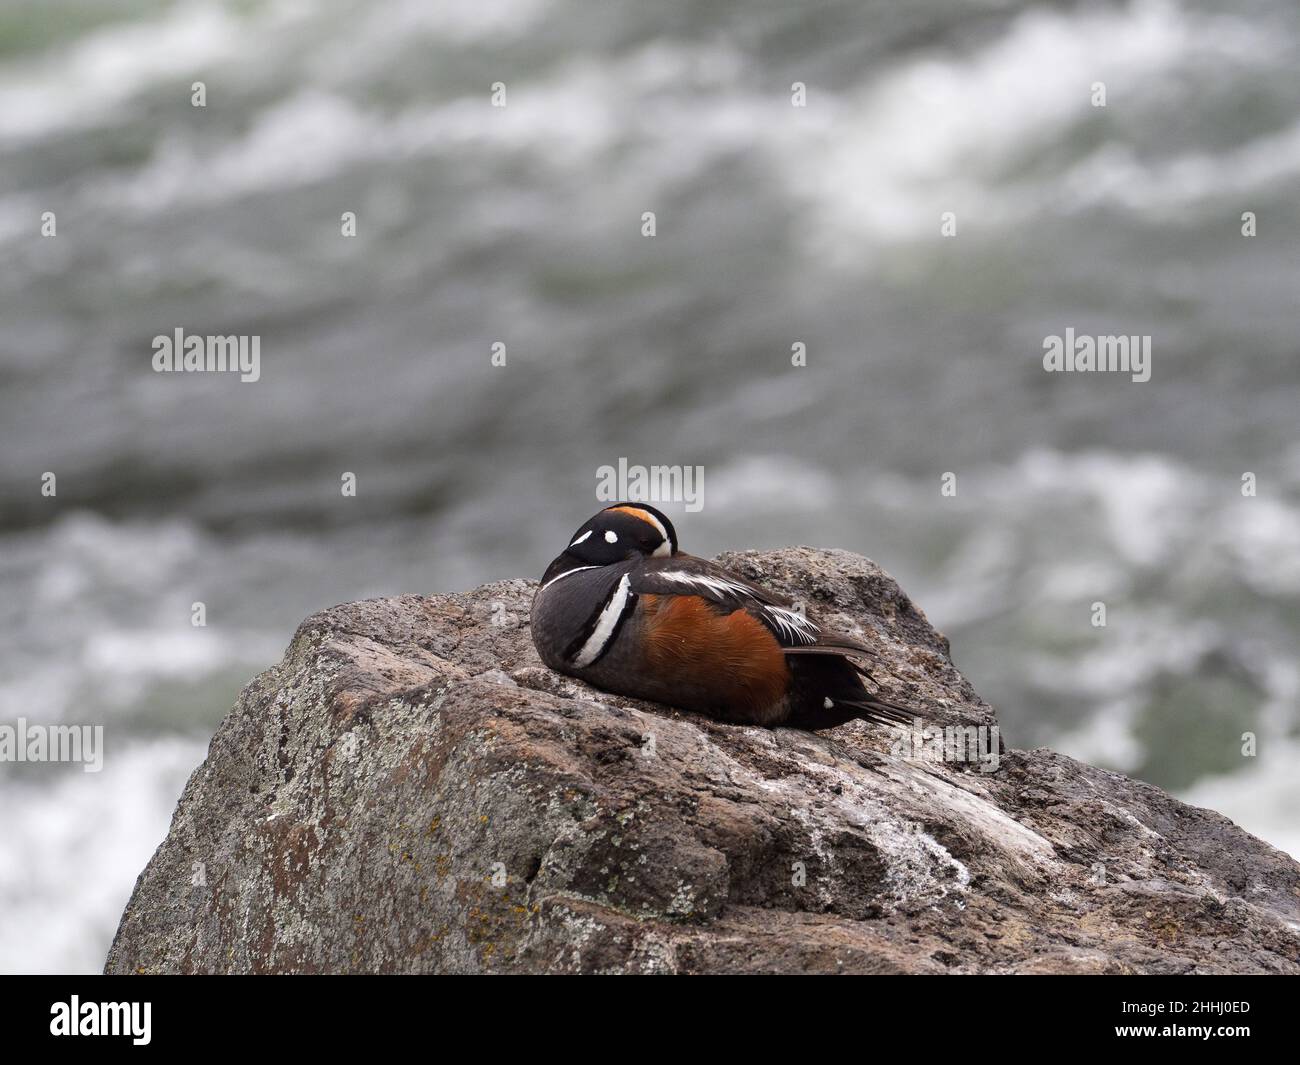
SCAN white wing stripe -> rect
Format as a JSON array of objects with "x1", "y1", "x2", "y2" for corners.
[
  {"x1": 657, "y1": 571, "x2": 752, "y2": 596},
  {"x1": 763, "y1": 605, "x2": 819, "y2": 644},
  {"x1": 656, "y1": 571, "x2": 818, "y2": 644}
]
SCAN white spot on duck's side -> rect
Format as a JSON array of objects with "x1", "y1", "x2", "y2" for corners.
[
  {"x1": 824, "y1": 697, "x2": 834, "y2": 709},
  {"x1": 604, "y1": 530, "x2": 618, "y2": 543}
]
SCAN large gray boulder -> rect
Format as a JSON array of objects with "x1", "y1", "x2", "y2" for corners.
[{"x1": 106, "y1": 548, "x2": 1300, "y2": 974}]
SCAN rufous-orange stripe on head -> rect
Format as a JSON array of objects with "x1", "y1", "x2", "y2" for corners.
[
  {"x1": 608, "y1": 506, "x2": 665, "y2": 531},
  {"x1": 640, "y1": 594, "x2": 790, "y2": 718}
]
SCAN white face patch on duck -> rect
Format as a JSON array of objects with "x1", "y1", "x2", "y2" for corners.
[
  {"x1": 569, "y1": 529, "x2": 593, "y2": 547},
  {"x1": 604, "y1": 530, "x2": 618, "y2": 543}
]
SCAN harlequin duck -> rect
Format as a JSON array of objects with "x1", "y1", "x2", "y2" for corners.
[{"x1": 530, "y1": 503, "x2": 916, "y2": 729}]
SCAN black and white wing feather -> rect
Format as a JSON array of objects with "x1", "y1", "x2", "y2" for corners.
[{"x1": 633, "y1": 555, "x2": 859, "y2": 653}]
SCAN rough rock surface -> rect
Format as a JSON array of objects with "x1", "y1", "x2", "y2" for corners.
[{"x1": 106, "y1": 548, "x2": 1300, "y2": 974}]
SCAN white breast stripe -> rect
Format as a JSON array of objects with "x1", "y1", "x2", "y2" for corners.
[
  {"x1": 571, "y1": 573, "x2": 633, "y2": 667},
  {"x1": 540, "y1": 565, "x2": 599, "y2": 590}
]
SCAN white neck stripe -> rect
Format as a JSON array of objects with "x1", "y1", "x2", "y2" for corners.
[{"x1": 540, "y1": 565, "x2": 599, "y2": 590}]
